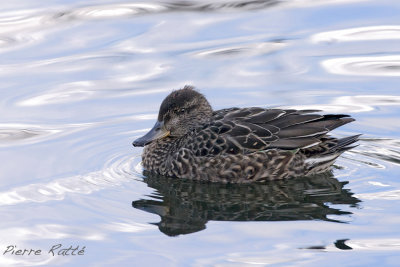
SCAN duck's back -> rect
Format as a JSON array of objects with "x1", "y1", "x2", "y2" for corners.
[
  {"x1": 182, "y1": 108, "x2": 353, "y2": 155},
  {"x1": 162, "y1": 107, "x2": 358, "y2": 182}
]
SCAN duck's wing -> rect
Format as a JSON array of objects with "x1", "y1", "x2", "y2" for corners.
[{"x1": 200, "y1": 108, "x2": 354, "y2": 155}]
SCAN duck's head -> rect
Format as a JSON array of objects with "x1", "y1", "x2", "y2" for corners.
[{"x1": 133, "y1": 86, "x2": 213, "y2": 147}]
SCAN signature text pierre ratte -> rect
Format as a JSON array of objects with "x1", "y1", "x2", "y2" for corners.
[{"x1": 3, "y1": 244, "x2": 85, "y2": 256}]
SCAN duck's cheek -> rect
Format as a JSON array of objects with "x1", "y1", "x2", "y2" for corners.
[{"x1": 167, "y1": 117, "x2": 179, "y2": 132}]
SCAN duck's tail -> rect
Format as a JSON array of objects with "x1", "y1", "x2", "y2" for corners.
[{"x1": 305, "y1": 134, "x2": 361, "y2": 175}]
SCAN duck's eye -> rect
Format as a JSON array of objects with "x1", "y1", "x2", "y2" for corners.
[{"x1": 176, "y1": 108, "x2": 185, "y2": 114}]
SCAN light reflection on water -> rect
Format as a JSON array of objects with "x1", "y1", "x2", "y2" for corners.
[
  {"x1": 311, "y1": 25, "x2": 400, "y2": 43},
  {"x1": 1, "y1": 0, "x2": 400, "y2": 266},
  {"x1": 0, "y1": 154, "x2": 141, "y2": 206},
  {"x1": 322, "y1": 55, "x2": 400, "y2": 77}
]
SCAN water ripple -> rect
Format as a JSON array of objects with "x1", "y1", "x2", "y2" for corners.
[
  {"x1": 322, "y1": 55, "x2": 400, "y2": 76},
  {"x1": 0, "y1": 128, "x2": 50, "y2": 142},
  {"x1": 341, "y1": 155, "x2": 386, "y2": 169},
  {"x1": 0, "y1": 53, "x2": 151, "y2": 75},
  {"x1": 66, "y1": 3, "x2": 167, "y2": 19},
  {"x1": 0, "y1": 154, "x2": 140, "y2": 206},
  {"x1": 349, "y1": 138, "x2": 400, "y2": 167},
  {"x1": 0, "y1": 1, "x2": 280, "y2": 53},
  {"x1": 345, "y1": 238, "x2": 400, "y2": 250},
  {"x1": 163, "y1": 0, "x2": 281, "y2": 12},
  {"x1": 0, "y1": 0, "x2": 368, "y2": 52},
  {"x1": 0, "y1": 123, "x2": 84, "y2": 147},
  {"x1": 356, "y1": 190, "x2": 400, "y2": 200},
  {"x1": 0, "y1": 36, "x2": 18, "y2": 49},
  {"x1": 17, "y1": 81, "x2": 171, "y2": 106},
  {"x1": 312, "y1": 25, "x2": 400, "y2": 43},
  {"x1": 191, "y1": 40, "x2": 286, "y2": 58},
  {"x1": 280, "y1": 94, "x2": 400, "y2": 113}
]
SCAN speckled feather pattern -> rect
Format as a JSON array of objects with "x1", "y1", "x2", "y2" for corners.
[{"x1": 141, "y1": 101, "x2": 359, "y2": 183}]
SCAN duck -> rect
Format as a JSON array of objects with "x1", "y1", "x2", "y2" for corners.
[{"x1": 132, "y1": 86, "x2": 359, "y2": 183}]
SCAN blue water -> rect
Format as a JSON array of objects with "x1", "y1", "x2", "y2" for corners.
[{"x1": 1, "y1": 0, "x2": 400, "y2": 266}]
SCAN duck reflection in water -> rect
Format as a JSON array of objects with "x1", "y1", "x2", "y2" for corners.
[{"x1": 132, "y1": 171, "x2": 360, "y2": 236}]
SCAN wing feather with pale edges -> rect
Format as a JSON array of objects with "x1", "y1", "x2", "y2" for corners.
[{"x1": 184, "y1": 108, "x2": 354, "y2": 156}]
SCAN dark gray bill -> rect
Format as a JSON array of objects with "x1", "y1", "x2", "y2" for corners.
[{"x1": 132, "y1": 120, "x2": 170, "y2": 147}]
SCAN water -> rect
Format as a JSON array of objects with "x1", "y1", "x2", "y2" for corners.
[{"x1": 1, "y1": 0, "x2": 400, "y2": 266}]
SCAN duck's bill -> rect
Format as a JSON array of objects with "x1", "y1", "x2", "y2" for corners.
[{"x1": 132, "y1": 120, "x2": 170, "y2": 147}]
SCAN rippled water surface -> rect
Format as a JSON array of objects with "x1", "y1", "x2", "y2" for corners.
[{"x1": 1, "y1": 0, "x2": 400, "y2": 266}]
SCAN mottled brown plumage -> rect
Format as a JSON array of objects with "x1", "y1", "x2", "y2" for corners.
[{"x1": 133, "y1": 86, "x2": 359, "y2": 183}]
